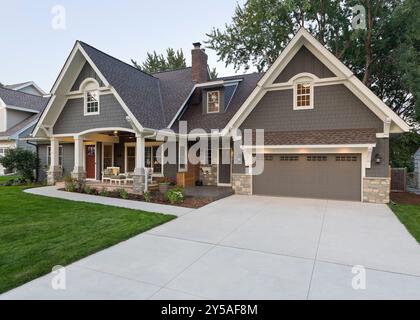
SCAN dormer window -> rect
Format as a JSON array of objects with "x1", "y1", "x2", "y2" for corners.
[
  {"x1": 85, "y1": 90, "x2": 100, "y2": 115},
  {"x1": 293, "y1": 77, "x2": 314, "y2": 110},
  {"x1": 81, "y1": 78, "x2": 100, "y2": 116},
  {"x1": 207, "y1": 91, "x2": 220, "y2": 113}
]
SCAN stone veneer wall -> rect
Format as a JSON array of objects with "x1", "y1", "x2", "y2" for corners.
[
  {"x1": 200, "y1": 164, "x2": 218, "y2": 186},
  {"x1": 363, "y1": 177, "x2": 390, "y2": 204},
  {"x1": 232, "y1": 173, "x2": 252, "y2": 195}
]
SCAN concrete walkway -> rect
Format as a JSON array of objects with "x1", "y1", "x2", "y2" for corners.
[
  {"x1": 24, "y1": 186, "x2": 194, "y2": 217},
  {"x1": 2, "y1": 195, "x2": 420, "y2": 300}
]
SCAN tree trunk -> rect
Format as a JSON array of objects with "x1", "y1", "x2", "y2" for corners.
[{"x1": 363, "y1": 0, "x2": 373, "y2": 85}]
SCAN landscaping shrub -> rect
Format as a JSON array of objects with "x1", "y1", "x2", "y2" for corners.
[
  {"x1": 99, "y1": 187, "x2": 109, "y2": 197},
  {"x1": 143, "y1": 191, "x2": 152, "y2": 202},
  {"x1": 166, "y1": 187, "x2": 184, "y2": 204},
  {"x1": 83, "y1": 186, "x2": 97, "y2": 195},
  {"x1": 117, "y1": 188, "x2": 129, "y2": 199},
  {"x1": 0, "y1": 148, "x2": 39, "y2": 182},
  {"x1": 65, "y1": 181, "x2": 77, "y2": 192}
]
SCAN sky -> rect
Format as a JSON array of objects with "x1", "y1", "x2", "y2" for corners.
[{"x1": 0, "y1": 0, "x2": 249, "y2": 92}]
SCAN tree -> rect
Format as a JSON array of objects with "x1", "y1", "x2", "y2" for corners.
[
  {"x1": 132, "y1": 48, "x2": 187, "y2": 73},
  {"x1": 209, "y1": 67, "x2": 218, "y2": 79},
  {"x1": 390, "y1": 132, "x2": 420, "y2": 171},
  {"x1": 206, "y1": 0, "x2": 419, "y2": 125},
  {"x1": 0, "y1": 148, "x2": 39, "y2": 182}
]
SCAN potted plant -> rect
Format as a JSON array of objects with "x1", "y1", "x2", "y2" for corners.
[{"x1": 158, "y1": 177, "x2": 171, "y2": 194}]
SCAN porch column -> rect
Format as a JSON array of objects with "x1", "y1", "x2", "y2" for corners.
[
  {"x1": 47, "y1": 137, "x2": 62, "y2": 185},
  {"x1": 71, "y1": 136, "x2": 86, "y2": 180},
  {"x1": 133, "y1": 134, "x2": 145, "y2": 194}
]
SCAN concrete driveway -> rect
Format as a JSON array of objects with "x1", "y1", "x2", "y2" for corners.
[{"x1": 2, "y1": 195, "x2": 420, "y2": 300}]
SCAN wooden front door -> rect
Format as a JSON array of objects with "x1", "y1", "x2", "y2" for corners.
[{"x1": 85, "y1": 145, "x2": 96, "y2": 179}]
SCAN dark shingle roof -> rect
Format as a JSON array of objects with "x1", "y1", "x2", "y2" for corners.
[
  {"x1": 79, "y1": 42, "x2": 195, "y2": 130},
  {"x1": 171, "y1": 72, "x2": 264, "y2": 132},
  {"x1": 0, "y1": 87, "x2": 49, "y2": 113},
  {"x1": 244, "y1": 128, "x2": 377, "y2": 145}
]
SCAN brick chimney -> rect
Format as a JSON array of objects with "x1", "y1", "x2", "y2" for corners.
[{"x1": 191, "y1": 42, "x2": 209, "y2": 83}]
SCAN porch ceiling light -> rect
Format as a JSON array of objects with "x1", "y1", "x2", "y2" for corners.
[{"x1": 113, "y1": 130, "x2": 118, "y2": 136}]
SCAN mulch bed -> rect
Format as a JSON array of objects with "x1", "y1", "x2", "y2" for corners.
[
  {"x1": 59, "y1": 188, "x2": 213, "y2": 209},
  {"x1": 390, "y1": 192, "x2": 420, "y2": 205}
]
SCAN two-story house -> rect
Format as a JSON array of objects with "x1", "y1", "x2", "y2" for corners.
[
  {"x1": 0, "y1": 82, "x2": 49, "y2": 175},
  {"x1": 30, "y1": 28, "x2": 409, "y2": 203}
]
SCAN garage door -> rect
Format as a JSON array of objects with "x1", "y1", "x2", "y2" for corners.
[{"x1": 253, "y1": 154, "x2": 361, "y2": 201}]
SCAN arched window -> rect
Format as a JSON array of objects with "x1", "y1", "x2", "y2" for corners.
[
  {"x1": 293, "y1": 76, "x2": 314, "y2": 110},
  {"x1": 80, "y1": 79, "x2": 100, "y2": 116}
]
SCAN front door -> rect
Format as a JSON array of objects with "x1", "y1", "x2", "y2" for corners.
[{"x1": 85, "y1": 145, "x2": 96, "y2": 179}]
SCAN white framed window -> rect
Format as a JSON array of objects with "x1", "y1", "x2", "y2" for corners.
[
  {"x1": 47, "y1": 145, "x2": 63, "y2": 167},
  {"x1": 84, "y1": 90, "x2": 100, "y2": 115},
  {"x1": 178, "y1": 144, "x2": 188, "y2": 172},
  {"x1": 102, "y1": 144, "x2": 114, "y2": 170},
  {"x1": 145, "y1": 145, "x2": 163, "y2": 175},
  {"x1": 207, "y1": 91, "x2": 220, "y2": 113},
  {"x1": 293, "y1": 80, "x2": 314, "y2": 110},
  {"x1": 0, "y1": 147, "x2": 8, "y2": 158}
]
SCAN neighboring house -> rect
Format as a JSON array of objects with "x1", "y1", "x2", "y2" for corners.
[
  {"x1": 4, "y1": 81, "x2": 47, "y2": 97},
  {"x1": 30, "y1": 28, "x2": 409, "y2": 203},
  {"x1": 0, "y1": 84, "x2": 49, "y2": 175},
  {"x1": 413, "y1": 148, "x2": 420, "y2": 188}
]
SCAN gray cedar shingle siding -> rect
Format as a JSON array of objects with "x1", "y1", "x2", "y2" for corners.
[
  {"x1": 71, "y1": 62, "x2": 104, "y2": 91},
  {"x1": 173, "y1": 73, "x2": 263, "y2": 132},
  {"x1": 240, "y1": 85, "x2": 383, "y2": 132},
  {"x1": 53, "y1": 94, "x2": 131, "y2": 134},
  {"x1": 366, "y1": 138, "x2": 389, "y2": 178},
  {"x1": 37, "y1": 143, "x2": 75, "y2": 181},
  {"x1": 274, "y1": 46, "x2": 335, "y2": 83}
]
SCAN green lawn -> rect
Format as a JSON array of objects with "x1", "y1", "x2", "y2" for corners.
[
  {"x1": 389, "y1": 204, "x2": 420, "y2": 243},
  {"x1": 0, "y1": 174, "x2": 19, "y2": 183},
  {"x1": 0, "y1": 186, "x2": 175, "y2": 293}
]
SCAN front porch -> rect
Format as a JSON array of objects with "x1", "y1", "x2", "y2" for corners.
[{"x1": 47, "y1": 128, "x2": 166, "y2": 193}]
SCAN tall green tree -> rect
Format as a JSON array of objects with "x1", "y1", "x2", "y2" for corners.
[
  {"x1": 206, "y1": 0, "x2": 419, "y2": 126},
  {"x1": 132, "y1": 48, "x2": 187, "y2": 73}
]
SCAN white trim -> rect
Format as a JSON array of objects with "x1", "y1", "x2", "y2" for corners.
[
  {"x1": 221, "y1": 27, "x2": 409, "y2": 135},
  {"x1": 33, "y1": 41, "x2": 145, "y2": 137},
  {"x1": 124, "y1": 141, "x2": 164, "y2": 176},
  {"x1": 83, "y1": 90, "x2": 100, "y2": 116},
  {"x1": 5, "y1": 105, "x2": 40, "y2": 114},
  {"x1": 242, "y1": 143, "x2": 376, "y2": 150},
  {"x1": 78, "y1": 127, "x2": 136, "y2": 136},
  {"x1": 47, "y1": 144, "x2": 63, "y2": 167},
  {"x1": 207, "y1": 90, "x2": 220, "y2": 113},
  {"x1": 196, "y1": 79, "x2": 243, "y2": 88},
  {"x1": 11, "y1": 119, "x2": 39, "y2": 140},
  {"x1": 293, "y1": 78, "x2": 314, "y2": 110},
  {"x1": 102, "y1": 143, "x2": 114, "y2": 171}
]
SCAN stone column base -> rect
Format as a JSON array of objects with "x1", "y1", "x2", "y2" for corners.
[
  {"x1": 200, "y1": 164, "x2": 218, "y2": 186},
  {"x1": 133, "y1": 168, "x2": 145, "y2": 194},
  {"x1": 363, "y1": 177, "x2": 390, "y2": 204},
  {"x1": 47, "y1": 166, "x2": 63, "y2": 185},
  {"x1": 232, "y1": 173, "x2": 252, "y2": 195},
  {"x1": 71, "y1": 167, "x2": 86, "y2": 181}
]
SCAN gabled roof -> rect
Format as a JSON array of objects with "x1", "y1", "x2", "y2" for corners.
[
  {"x1": 4, "y1": 81, "x2": 46, "y2": 96},
  {"x1": 0, "y1": 86, "x2": 49, "y2": 113},
  {"x1": 170, "y1": 73, "x2": 264, "y2": 133},
  {"x1": 78, "y1": 41, "x2": 165, "y2": 129},
  {"x1": 223, "y1": 28, "x2": 410, "y2": 135}
]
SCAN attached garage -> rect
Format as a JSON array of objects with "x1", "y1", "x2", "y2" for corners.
[{"x1": 253, "y1": 154, "x2": 361, "y2": 201}]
